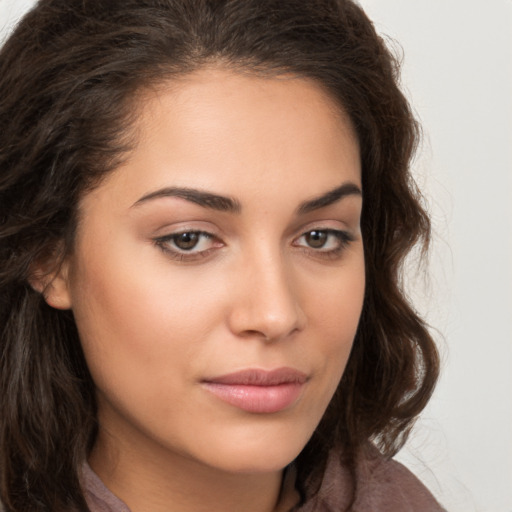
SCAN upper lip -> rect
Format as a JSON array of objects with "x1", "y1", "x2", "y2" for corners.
[{"x1": 203, "y1": 367, "x2": 308, "y2": 386}]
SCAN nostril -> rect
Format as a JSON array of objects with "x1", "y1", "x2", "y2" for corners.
[
  {"x1": 241, "y1": 329, "x2": 271, "y2": 341},
  {"x1": 228, "y1": 296, "x2": 306, "y2": 342}
]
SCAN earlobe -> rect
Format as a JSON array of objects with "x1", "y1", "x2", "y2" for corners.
[{"x1": 29, "y1": 260, "x2": 72, "y2": 310}]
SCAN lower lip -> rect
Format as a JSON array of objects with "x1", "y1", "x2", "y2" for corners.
[{"x1": 202, "y1": 382, "x2": 304, "y2": 413}]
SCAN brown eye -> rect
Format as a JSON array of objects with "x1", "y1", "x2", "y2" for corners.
[
  {"x1": 304, "y1": 230, "x2": 328, "y2": 248},
  {"x1": 155, "y1": 230, "x2": 222, "y2": 261},
  {"x1": 173, "y1": 232, "x2": 201, "y2": 250},
  {"x1": 294, "y1": 229, "x2": 354, "y2": 257}
]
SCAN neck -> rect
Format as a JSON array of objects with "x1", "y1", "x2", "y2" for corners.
[{"x1": 88, "y1": 430, "x2": 287, "y2": 512}]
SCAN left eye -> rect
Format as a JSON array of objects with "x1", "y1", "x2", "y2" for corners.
[{"x1": 295, "y1": 229, "x2": 351, "y2": 251}]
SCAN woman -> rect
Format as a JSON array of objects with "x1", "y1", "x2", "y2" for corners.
[{"x1": 0, "y1": 1, "x2": 443, "y2": 511}]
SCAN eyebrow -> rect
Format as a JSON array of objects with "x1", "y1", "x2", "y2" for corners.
[
  {"x1": 132, "y1": 187, "x2": 242, "y2": 213},
  {"x1": 297, "y1": 182, "x2": 362, "y2": 214},
  {"x1": 132, "y1": 181, "x2": 361, "y2": 214}
]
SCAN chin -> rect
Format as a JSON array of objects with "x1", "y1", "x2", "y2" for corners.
[
  {"x1": 188, "y1": 423, "x2": 313, "y2": 474},
  {"x1": 204, "y1": 449, "x2": 301, "y2": 475}
]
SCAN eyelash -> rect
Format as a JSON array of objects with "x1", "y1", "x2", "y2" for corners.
[{"x1": 154, "y1": 228, "x2": 354, "y2": 262}]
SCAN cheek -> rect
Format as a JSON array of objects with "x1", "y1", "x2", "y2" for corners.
[
  {"x1": 68, "y1": 258, "x2": 227, "y2": 440},
  {"x1": 310, "y1": 260, "x2": 365, "y2": 373},
  {"x1": 67, "y1": 245, "x2": 225, "y2": 391}
]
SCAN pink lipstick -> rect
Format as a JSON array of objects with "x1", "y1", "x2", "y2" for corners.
[{"x1": 202, "y1": 368, "x2": 307, "y2": 414}]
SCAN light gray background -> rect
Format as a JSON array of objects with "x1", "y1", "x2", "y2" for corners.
[{"x1": 1, "y1": 1, "x2": 511, "y2": 511}]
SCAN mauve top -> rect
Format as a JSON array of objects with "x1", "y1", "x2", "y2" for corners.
[{"x1": 81, "y1": 447, "x2": 446, "y2": 512}]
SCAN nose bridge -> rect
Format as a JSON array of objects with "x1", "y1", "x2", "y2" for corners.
[{"x1": 228, "y1": 241, "x2": 305, "y2": 341}]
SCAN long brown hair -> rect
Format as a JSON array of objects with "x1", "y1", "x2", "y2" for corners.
[{"x1": 0, "y1": 0, "x2": 439, "y2": 510}]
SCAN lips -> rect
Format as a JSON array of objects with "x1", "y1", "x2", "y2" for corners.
[{"x1": 202, "y1": 367, "x2": 308, "y2": 414}]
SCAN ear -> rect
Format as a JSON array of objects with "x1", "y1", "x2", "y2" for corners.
[{"x1": 29, "y1": 256, "x2": 72, "y2": 311}]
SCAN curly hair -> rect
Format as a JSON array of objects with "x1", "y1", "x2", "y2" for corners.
[{"x1": 0, "y1": 0, "x2": 439, "y2": 510}]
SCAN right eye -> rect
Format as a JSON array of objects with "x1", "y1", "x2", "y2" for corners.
[
  {"x1": 169, "y1": 232, "x2": 207, "y2": 251},
  {"x1": 154, "y1": 231, "x2": 221, "y2": 260}
]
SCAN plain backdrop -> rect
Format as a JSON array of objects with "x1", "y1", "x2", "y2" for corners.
[{"x1": 1, "y1": 1, "x2": 511, "y2": 511}]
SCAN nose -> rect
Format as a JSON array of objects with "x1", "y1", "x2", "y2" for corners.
[{"x1": 227, "y1": 250, "x2": 307, "y2": 342}]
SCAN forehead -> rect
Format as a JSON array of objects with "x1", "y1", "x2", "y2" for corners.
[
  {"x1": 81, "y1": 67, "x2": 361, "y2": 212},
  {"x1": 141, "y1": 67, "x2": 356, "y2": 143}
]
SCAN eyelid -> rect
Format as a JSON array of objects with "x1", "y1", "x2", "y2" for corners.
[{"x1": 150, "y1": 219, "x2": 223, "y2": 238}]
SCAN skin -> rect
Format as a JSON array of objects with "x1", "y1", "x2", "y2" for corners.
[{"x1": 44, "y1": 68, "x2": 365, "y2": 512}]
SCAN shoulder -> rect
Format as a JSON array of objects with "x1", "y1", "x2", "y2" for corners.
[
  {"x1": 81, "y1": 463, "x2": 131, "y2": 512},
  {"x1": 353, "y1": 446, "x2": 445, "y2": 511},
  {"x1": 299, "y1": 444, "x2": 446, "y2": 512}
]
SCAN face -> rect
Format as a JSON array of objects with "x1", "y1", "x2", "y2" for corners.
[{"x1": 58, "y1": 68, "x2": 365, "y2": 475}]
